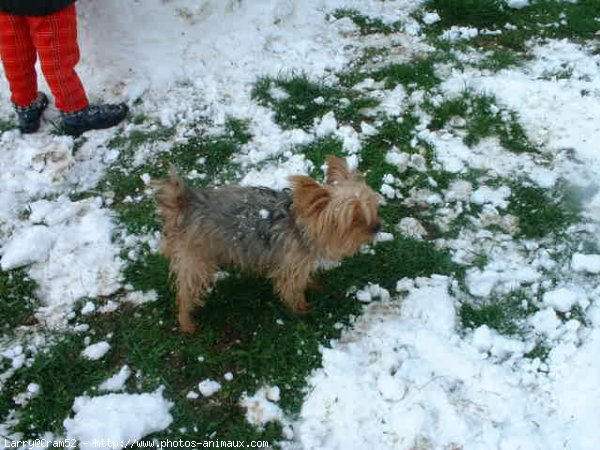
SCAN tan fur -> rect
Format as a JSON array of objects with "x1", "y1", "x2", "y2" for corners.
[{"x1": 154, "y1": 156, "x2": 381, "y2": 334}]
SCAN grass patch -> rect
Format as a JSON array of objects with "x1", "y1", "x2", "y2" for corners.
[
  {"x1": 525, "y1": 343, "x2": 550, "y2": 361},
  {"x1": 1, "y1": 234, "x2": 458, "y2": 439},
  {"x1": 252, "y1": 73, "x2": 378, "y2": 131},
  {"x1": 298, "y1": 137, "x2": 345, "y2": 178},
  {"x1": 477, "y1": 49, "x2": 522, "y2": 71},
  {"x1": 0, "y1": 269, "x2": 38, "y2": 331},
  {"x1": 426, "y1": 0, "x2": 507, "y2": 29},
  {"x1": 0, "y1": 118, "x2": 15, "y2": 133},
  {"x1": 108, "y1": 126, "x2": 176, "y2": 158},
  {"x1": 97, "y1": 132, "x2": 242, "y2": 235},
  {"x1": 224, "y1": 117, "x2": 253, "y2": 145},
  {"x1": 369, "y1": 58, "x2": 441, "y2": 92},
  {"x1": 427, "y1": 91, "x2": 536, "y2": 153},
  {"x1": 511, "y1": 0, "x2": 600, "y2": 41},
  {"x1": 359, "y1": 112, "x2": 425, "y2": 185},
  {"x1": 331, "y1": 8, "x2": 403, "y2": 35},
  {"x1": 2, "y1": 332, "x2": 118, "y2": 434},
  {"x1": 424, "y1": 0, "x2": 599, "y2": 53},
  {"x1": 460, "y1": 290, "x2": 533, "y2": 336},
  {"x1": 507, "y1": 184, "x2": 580, "y2": 239}
]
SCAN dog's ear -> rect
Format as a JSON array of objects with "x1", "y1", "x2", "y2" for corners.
[
  {"x1": 288, "y1": 175, "x2": 331, "y2": 218},
  {"x1": 325, "y1": 156, "x2": 351, "y2": 184}
]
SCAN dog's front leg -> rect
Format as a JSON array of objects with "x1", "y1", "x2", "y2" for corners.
[{"x1": 272, "y1": 265, "x2": 312, "y2": 313}]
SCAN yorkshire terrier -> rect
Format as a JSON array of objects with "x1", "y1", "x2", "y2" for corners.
[{"x1": 153, "y1": 156, "x2": 382, "y2": 334}]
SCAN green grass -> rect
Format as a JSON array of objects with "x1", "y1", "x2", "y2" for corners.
[
  {"x1": 2, "y1": 3, "x2": 596, "y2": 441},
  {"x1": 4, "y1": 332, "x2": 119, "y2": 433},
  {"x1": 331, "y1": 8, "x2": 403, "y2": 35},
  {"x1": 477, "y1": 49, "x2": 523, "y2": 71},
  {"x1": 424, "y1": 0, "x2": 600, "y2": 55},
  {"x1": 252, "y1": 73, "x2": 378, "y2": 131},
  {"x1": 0, "y1": 269, "x2": 39, "y2": 331},
  {"x1": 1, "y1": 96, "x2": 460, "y2": 434},
  {"x1": 525, "y1": 343, "x2": 550, "y2": 361},
  {"x1": 370, "y1": 58, "x2": 441, "y2": 91},
  {"x1": 1, "y1": 235, "x2": 458, "y2": 439},
  {"x1": 339, "y1": 56, "x2": 442, "y2": 93},
  {"x1": 507, "y1": 184, "x2": 580, "y2": 239},
  {"x1": 94, "y1": 131, "x2": 243, "y2": 235},
  {"x1": 511, "y1": 0, "x2": 600, "y2": 41},
  {"x1": 108, "y1": 126, "x2": 176, "y2": 157},
  {"x1": 0, "y1": 118, "x2": 15, "y2": 133},
  {"x1": 359, "y1": 113, "x2": 422, "y2": 186},
  {"x1": 427, "y1": 91, "x2": 537, "y2": 153},
  {"x1": 225, "y1": 117, "x2": 253, "y2": 145},
  {"x1": 426, "y1": 0, "x2": 508, "y2": 29},
  {"x1": 460, "y1": 290, "x2": 534, "y2": 336},
  {"x1": 298, "y1": 137, "x2": 345, "y2": 178}
]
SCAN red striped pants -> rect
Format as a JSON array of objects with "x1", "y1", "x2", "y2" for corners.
[{"x1": 0, "y1": 4, "x2": 88, "y2": 112}]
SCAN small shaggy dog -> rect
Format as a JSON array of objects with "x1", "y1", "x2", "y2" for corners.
[{"x1": 154, "y1": 156, "x2": 382, "y2": 334}]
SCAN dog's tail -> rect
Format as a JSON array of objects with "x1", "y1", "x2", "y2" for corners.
[{"x1": 152, "y1": 168, "x2": 190, "y2": 231}]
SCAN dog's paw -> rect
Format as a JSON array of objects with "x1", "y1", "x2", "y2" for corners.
[
  {"x1": 179, "y1": 321, "x2": 198, "y2": 335},
  {"x1": 308, "y1": 279, "x2": 325, "y2": 293},
  {"x1": 292, "y1": 299, "x2": 311, "y2": 314}
]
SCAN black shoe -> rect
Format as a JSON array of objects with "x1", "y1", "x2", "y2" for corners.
[
  {"x1": 61, "y1": 103, "x2": 129, "y2": 137},
  {"x1": 14, "y1": 92, "x2": 49, "y2": 134}
]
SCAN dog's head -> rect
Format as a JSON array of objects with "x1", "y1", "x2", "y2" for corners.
[{"x1": 289, "y1": 156, "x2": 382, "y2": 258}]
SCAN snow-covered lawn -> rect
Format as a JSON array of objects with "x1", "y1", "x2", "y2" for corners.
[{"x1": 1, "y1": 0, "x2": 599, "y2": 448}]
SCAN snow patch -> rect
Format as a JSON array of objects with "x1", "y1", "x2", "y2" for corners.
[{"x1": 63, "y1": 390, "x2": 173, "y2": 447}]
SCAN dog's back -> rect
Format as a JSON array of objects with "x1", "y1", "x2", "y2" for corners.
[{"x1": 154, "y1": 172, "x2": 298, "y2": 269}]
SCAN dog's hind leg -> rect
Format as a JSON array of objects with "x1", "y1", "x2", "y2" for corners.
[{"x1": 172, "y1": 255, "x2": 216, "y2": 334}]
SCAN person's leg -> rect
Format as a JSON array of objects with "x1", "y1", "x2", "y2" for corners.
[
  {"x1": 0, "y1": 12, "x2": 49, "y2": 133},
  {"x1": 26, "y1": 3, "x2": 88, "y2": 112},
  {"x1": 27, "y1": 4, "x2": 127, "y2": 136},
  {"x1": 0, "y1": 12, "x2": 37, "y2": 106},
  {"x1": 28, "y1": 4, "x2": 127, "y2": 136}
]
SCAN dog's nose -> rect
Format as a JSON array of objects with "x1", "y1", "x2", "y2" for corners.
[{"x1": 372, "y1": 221, "x2": 382, "y2": 233}]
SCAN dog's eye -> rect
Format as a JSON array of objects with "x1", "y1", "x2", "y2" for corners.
[
  {"x1": 371, "y1": 222, "x2": 382, "y2": 234},
  {"x1": 352, "y1": 216, "x2": 367, "y2": 228}
]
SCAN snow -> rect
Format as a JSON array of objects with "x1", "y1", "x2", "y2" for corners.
[
  {"x1": 283, "y1": 22, "x2": 600, "y2": 450},
  {"x1": 240, "y1": 386, "x2": 286, "y2": 428},
  {"x1": 385, "y1": 149, "x2": 410, "y2": 172},
  {"x1": 466, "y1": 262, "x2": 540, "y2": 298},
  {"x1": 124, "y1": 290, "x2": 158, "y2": 305},
  {"x1": 0, "y1": 226, "x2": 57, "y2": 270},
  {"x1": 287, "y1": 277, "x2": 600, "y2": 450},
  {"x1": 572, "y1": 253, "x2": 600, "y2": 274},
  {"x1": 441, "y1": 26, "x2": 479, "y2": 42},
  {"x1": 186, "y1": 391, "x2": 199, "y2": 400},
  {"x1": 81, "y1": 341, "x2": 111, "y2": 361},
  {"x1": 441, "y1": 39, "x2": 600, "y2": 167},
  {"x1": 0, "y1": 0, "x2": 599, "y2": 448},
  {"x1": 542, "y1": 287, "x2": 584, "y2": 313},
  {"x1": 470, "y1": 185, "x2": 511, "y2": 209},
  {"x1": 241, "y1": 153, "x2": 313, "y2": 190},
  {"x1": 63, "y1": 390, "x2": 173, "y2": 448},
  {"x1": 506, "y1": 0, "x2": 531, "y2": 9},
  {"x1": 80, "y1": 301, "x2": 96, "y2": 316},
  {"x1": 396, "y1": 217, "x2": 428, "y2": 240},
  {"x1": 0, "y1": 196, "x2": 123, "y2": 327},
  {"x1": 422, "y1": 11, "x2": 441, "y2": 25},
  {"x1": 98, "y1": 365, "x2": 132, "y2": 392},
  {"x1": 315, "y1": 112, "x2": 338, "y2": 138},
  {"x1": 197, "y1": 379, "x2": 221, "y2": 397}
]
